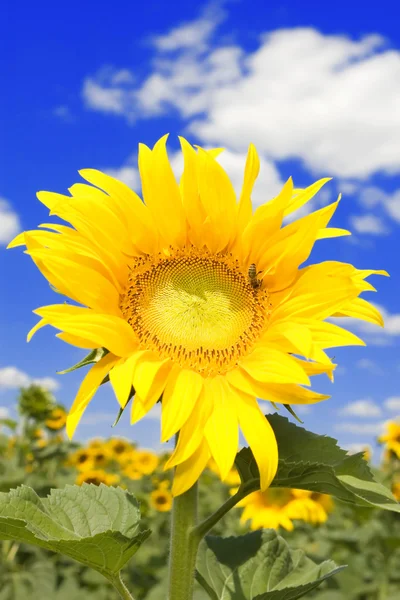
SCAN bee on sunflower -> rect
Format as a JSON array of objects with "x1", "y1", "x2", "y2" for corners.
[{"x1": 9, "y1": 135, "x2": 387, "y2": 496}]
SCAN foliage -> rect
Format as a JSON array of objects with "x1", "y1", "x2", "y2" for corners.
[{"x1": 0, "y1": 390, "x2": 399, "y2": 599}]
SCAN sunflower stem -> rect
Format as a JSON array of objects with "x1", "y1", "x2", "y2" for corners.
[
  {"x1": 168, "y1": 481, "x2": 198, "y2": 600},
  {"x1": 190, "y1": 482, "x2": 256, "y2": 542},
  {"x1": 108, "y1": 572, "x2": 135, "y2": 600}
]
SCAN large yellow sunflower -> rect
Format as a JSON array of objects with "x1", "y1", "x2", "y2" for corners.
[{"x1": 9, "y1": 135, "x2": 387, "y2": 496}]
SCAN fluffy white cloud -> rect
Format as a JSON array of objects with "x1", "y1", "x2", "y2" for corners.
[
  {"x1": 335, "y1": 421, "x2": 385, "y2": 435},
  {"x1": 384, "y1": 396, "x2": 400, "y2": 412},
  {"x1": 349, "y1": 214, "x2": 389, "y2": 235},
  {"x1": 339, "y1": 399, "x2": 382, "y2": 418},
  {"x1": 345, "y1": 442, "x2": 373, "y2": 455},
  {"x1": 0, "y1": 407, "x2": 10, "y2": 419},
  {"x1": 357, "y1": 186, "x2": 400, "y2": 226},
  {"x1": 83, "y1": 11, "x2": 400, "y2": 179},
  {"x1": 356, "y1": 358, "x2": 384, "y2": 375},
  {"x1": 0, "y1": 367, "x2": 59, "y2": 392},
  {"x1": 0, "y1": 198, "x2": 21, "y2": 245}
]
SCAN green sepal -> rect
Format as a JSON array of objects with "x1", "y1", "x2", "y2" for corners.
[{"x1": 57, "y1": 348, "x2": 109, "y2": 375}]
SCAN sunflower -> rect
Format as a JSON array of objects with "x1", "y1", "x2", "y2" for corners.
[
  {"x1": 123, "y1": 464, "x2": 143, "y2": 480},
  {"x1": 132, "y1": 450, "x2": 159, "y2": 475},
  {"x1": 378, "y1": 421, "x2": 400, "y2": 459},
  {"x1": 76, "y1": 469, "x2": 120, "y2": 486},
  {"x1": 150, "y1": 487, "x2": 173, "y2": 512},
  {"x1": 45, "y1": 407, "x2": 67, "y2": 430},
  {"x1": 290, "y1": 490, "x2": 334, "y2": 524},
  {"x1": 237, "y1": 488, "x2": 309, "y2": 531},
  {"x1": 70, "y1": 448, "x2": 94, "y2": 471},
  {"x1": 9, "y1": 135, "x2": 387, "y2": 496},
  {"x1": 392, "y1": 482, "x2": 400, "y2": 502},
  {"x1": 106, "y1": 437, "x2": 135, "y2": 463},
  {"x1": 89, "y1": 446, "x2": 112, "y2": 468}
]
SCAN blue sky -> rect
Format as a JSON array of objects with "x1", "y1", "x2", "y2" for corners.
[{"x1": 1, "y1": 0, "x2": 400, "y2": 458}]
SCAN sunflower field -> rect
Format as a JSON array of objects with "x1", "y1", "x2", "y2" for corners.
[{"x1": 1, "y1": 384, "x2": 399, "y2": 600}]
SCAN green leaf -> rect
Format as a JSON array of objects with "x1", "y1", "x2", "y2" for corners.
[
  {"x1": 57, "y1": 348, "x2": 108, "y2": 375},
  {"x1": 0, "y1": 484, "x2": 151, "y2": 579},
  {"x1": 235, "y1": 414, "x2": 400, "y2": 512},
  {"x1": 112, "y1": 393, "x2": 134, "y2": 427},
  {"x1": 0, "y1": 418, "x2": 17, "y2": 431},
  {"x1": 196, "y1": 529, "x2": 344, "y2": 599}
]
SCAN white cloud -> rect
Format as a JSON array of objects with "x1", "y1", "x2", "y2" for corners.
[
  {"x1": 335, "y1": 421, "x2": 385, "y2": 435},
  {"x1": 83, "y1": 14, "x2": 400, "y2": 179},
  {"x1": 53, "y1": 105, "x2": 73, "y2": 120},
  {"x1": 345, "y1": 442, "x2": 373, "y2": 455},
  {"x1": 339, "y1": 398, "x2": 382, "y2": 418},
  {"x1": 81, "y1": 412, "x2": 118, "y2": 425},
  {"x1": 349, "y1": 214, "x2": 389, "y2": 235},
  {"x1": 357, "y1": 186, "x2": 400, "y2": 226},
  {"x1": 0, "y1": 198, "x2": 21, "y2": 245},
  {"x1": 0, "y1": 366, "x2": 60, "y2": 392},
  {"x1": 0, "y1": 407, "x2": 10, "y2": 419},
  {"x1": 151, "y1": 4, "x2": 224, "y2": 52},
  {"x1": 384, "y1": 396, "x2": 400, "y2": 413},
  {"x1": 356, "y1": 358, "x2": 384, "y2": 375}
]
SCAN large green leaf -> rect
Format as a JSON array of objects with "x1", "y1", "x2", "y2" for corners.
[
  {"x1": 0, "y1": 484, "x2": 150, "y2": 580},
  {"x1": 235, "y1": 414, "x2": 400, "y2": 512},
  {"x1": 196, "y1": 529, "x2": 344, "y2": 599}
]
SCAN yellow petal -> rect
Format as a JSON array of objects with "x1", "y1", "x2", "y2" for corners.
[
  {"x1": 240, "y1": 347, "x2": 310, "y2": 386},
  {"x1": 284, "y1": 178, "x2": 332, "y2": 217},
  {"x1": 77, "y1": 169, "x2": 158, "y2": 254},
  {"x1": 196, "y1": 147, "x2": 237, "y2": 252},
  {"x1": 306, "y1": 319, "x2": 365, "y2": 348},
  {"x1": 172, "y1": 439, "x2": 211, "y2": 496},
  {"x1": 109, "y1": 354, "x2": 137, "y2": 407},
  {"x1": 230, "y1": 385, "x2": 278, "y2": 490},
  {"x1": 132, "y1": 352, "x2": 171, "y2": 401},
  {"x1": 317, "y1": 227, "x2": 351, "y2": 239},
  {"x1": 56, "y1": 332, "x2": 99, "y2": 349},
  {"x1": 227, "y1": 368, "x2": 329, "y2": 405},
  {"x1": 204, "y1": 377, "x2": 238, "y2": 480},
  {"x1": 138, "y1": 135, "x2": 186, "y2": 247},
  {"x1": 66, "y1": 353, "x2": 119, "y2": 438},
  {"x1": 333, "y1": 297, "x2": 384, "y2": 327},
  {"x1": 46, "y1": 313, "x2": 138, "y2": 358},
  {"x1": 161, "y1": 368, "x2": 203, "y2": 442},
  {"x1": 27, "y1": 249, "x2": 121, "y2": 315},
  {"x1": 237, "y1": 143, "x2": 259, "y2": 231},
  {"x1": 164, "y1": 386, "x2": 213, "y2": 469}
]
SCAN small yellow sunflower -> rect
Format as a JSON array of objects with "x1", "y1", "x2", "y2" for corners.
[
  {"x1": 87, "y1": 438, "x2": 104, "y2": 449},
  {"x1": 106, "y1": 437, "x2": 135, "y2": 462},
  {"x1": 10, "y1": 135, "x2": 387, "y2": 495},
  {"x1": 392, "y1": 482, "x2": 400, "y2": 502},
  {"x1": 70, "y1": 448, "x2": 94, "y2": 471},
  {"x1": 123, "y1": 464, "x2": 143, "y2": 480},
  {"x1": 76, "y1": 469, "x2": 120, "y2": 486},
  {"x1": 132, "y1": 450, "x2": 159, "y2": 475},
  {"x1": 150, "y1": 487, "x2": 173, "y2": 512},
  {"x1": 238, "y1": 488, "x2": 306, "y2": 531},
  {"x1": 378, "y1": 421, "x2": 400, "y2": 459},
  {"x1": 89, "y1": 446, "x2": 112, "y2": 468},
  {"x1": 291, "y1": 490, "x2": 334, "y2": 524},
  {"x1": 45, "y1": 407, "x2": 67, "y2": 430}
]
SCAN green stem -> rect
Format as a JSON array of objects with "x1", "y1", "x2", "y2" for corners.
[
  {"x1": 109, "y1": 572, "x2": 135, "y2": 600},
  {"x1": 168, "y1": 481, "x2": 199, "y2": 600},
  {"x1": 191, "y1": 482, "x2": 256, "y2": 542}
]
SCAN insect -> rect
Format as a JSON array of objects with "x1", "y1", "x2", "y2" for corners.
[{"x1": 248, "y1": 263, "x2": 263, "y2": 290}]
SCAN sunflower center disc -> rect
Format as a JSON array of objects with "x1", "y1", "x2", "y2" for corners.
[{"x1": 120, "y1": 250, "x2": 270, "y2": 375}]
